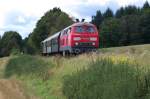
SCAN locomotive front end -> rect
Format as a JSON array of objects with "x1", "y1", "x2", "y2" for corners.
[{"x1": 70, "y1": 23, "x2": 99, "y2": 54}]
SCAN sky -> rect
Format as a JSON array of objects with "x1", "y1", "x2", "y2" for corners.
[{"x1": 0, "y1": 0, "x2": 149, "y2": 38}]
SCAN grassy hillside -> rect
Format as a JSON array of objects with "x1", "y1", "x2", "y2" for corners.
[
  {"x1": 99, "y1": 44, "x2": 150, "y2": 65},
  {"x1": 0, "y1": 44, "x2": 150, "y2": 99}
]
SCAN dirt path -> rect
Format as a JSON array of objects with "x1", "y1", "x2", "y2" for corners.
[
  {"x1": 0, "y1": 79, "x2": 30, "y2": 99},
  {"x1": 0, "y1": 58, "x2": 34, "y2": 99}
]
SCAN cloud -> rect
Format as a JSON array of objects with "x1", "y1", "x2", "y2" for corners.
[
  {"x1": 72, "y1": 0, "x2": 120, "y2": 20},
  {"x1": 115, "y1": 0, "x2": 147, "y2": 7},
  {"x1": 0, "y1": 0, "x2": 150, "y2": 38},
  {"x1": 4, "y1": 11, "x2": 37, "y2": 26},
  {"x1": 0, "y1": 10, "x2": 37, "y2": 38}
]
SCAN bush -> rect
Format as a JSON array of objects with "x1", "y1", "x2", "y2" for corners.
[
  {"x1": 10, "y1": 48, "x2": 21, "y2": 56},
  {"x1": 63, "y1": 58, "x2": 150, "y2": 99},
  {"x1": 4, "y1": 55, "x2": 51, "y2": 79}
]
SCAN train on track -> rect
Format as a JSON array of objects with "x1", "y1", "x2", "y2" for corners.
[{"x1": 41, "y1": 20, "x2": 99, "y2": 56}]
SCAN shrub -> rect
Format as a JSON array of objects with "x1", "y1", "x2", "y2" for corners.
[
  {"x1": 4, "y1": 55, "x2": 51, "y2": 79},
  {"x1": 63, "y1": 58, "x2": 150, "y2": 99},
  {"x1": 10, "y1": 48, "x2": 21, "y2": 56}
]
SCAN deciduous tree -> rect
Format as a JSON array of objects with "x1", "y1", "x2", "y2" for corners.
[
  {"x1": 0, "y1": 31, "x2": 22, "y2": 56},
  {"x1": 28, "y1": 7, "x2": 73, "y2": 52}
]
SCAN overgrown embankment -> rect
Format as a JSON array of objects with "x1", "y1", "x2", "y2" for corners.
[{"x1": 0, "y1": 44, "x2": 149, "y2": 99}]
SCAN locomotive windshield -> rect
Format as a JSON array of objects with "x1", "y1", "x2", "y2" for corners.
[{"x1": 75, "y1": 26, "x2": 95, "y2": 33}]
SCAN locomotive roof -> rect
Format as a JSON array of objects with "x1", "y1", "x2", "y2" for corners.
[
  {"x1": 42, "y1": 32, "x2": 60, "y2": 43},
  {"x1": 71, "y1": 22, "x2": 94, "y2": 27}
]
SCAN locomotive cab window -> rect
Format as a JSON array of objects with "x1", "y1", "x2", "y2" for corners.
[
  {"x1": 75, "y1": 26, "x2": 84, "y2": 33},
  {"x1": 86, "y1": 26, "x2": 95, "y2": 33},
  {"x1": 75, "y1": 26, "x2": 95, "y2": 33}
]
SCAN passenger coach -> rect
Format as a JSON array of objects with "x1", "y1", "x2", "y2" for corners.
[{"x1": 41, "y1": 21, "x2": 99, "y2": 56}]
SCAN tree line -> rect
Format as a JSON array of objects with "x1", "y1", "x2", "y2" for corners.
[
  {"x1": 0, "y1": 1, "x2": 150, "y2": 57},
  {"x1": 91, "y1": 1, "x2": 150, "y2": 47}
]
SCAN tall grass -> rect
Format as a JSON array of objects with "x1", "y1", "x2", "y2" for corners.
[
  {"x1": 1, "y1": 44, "x2": 149, "y2": 99},
  {"x1": 63, "y1": 58, "x2": 150, "y2": 99}
]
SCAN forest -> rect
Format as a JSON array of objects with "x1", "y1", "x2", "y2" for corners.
[{"x1": 0, "y1": 1, "x2": 150, "y2": 57}]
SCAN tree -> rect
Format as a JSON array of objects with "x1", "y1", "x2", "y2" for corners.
[
  {"x1": 100, "y1": 15, "x2": 143, "y2": 47},
  {"x1": 143, "y1": 1, "x2": 150, "y2": 9},
  {"x1": 21, "y1": 36, "x2": 34, "y2": 54},
  {"x1": 91, "y1": 10, "x2": 103, "y2": 29},
  {"x1": 116, "y1": 6, "x2": 140, "y2": 18},
  {"x1": 103, "y1": 8, "x2": 114, "y2": 19},
  {"x1": 91, "y1": 2, "x2": 149, "y2": 48},
  {"x1": 100, "y1": 18, "x2": 122, "y2": 47},
  {"x1": 28, "y1": 7, "x2": 73, "y2": 53},
  {"x1": 119, "y1": 15, "x2": 142, "y2": 45},
  {"x1": 115, "y1": 7, "x2": 125, "y2": 18},
  {"x1": 142, "y1": 1, "x2": 150, "y2": 14},
  {"x1": 124, "y1": 6, "x2": 140, "y2": 16},
  {"x1": 0, "y1": 31, "x2": 22, "y2": 56},
  {"x1": 140, "y1": 10, "x2": 150, "y2": 43}
]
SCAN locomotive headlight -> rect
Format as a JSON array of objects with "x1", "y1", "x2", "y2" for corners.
[
  {"x1": 75, "y1": 42, "x2": 79, "y2": 46},
  {"x1": 73, "y1": 37, "x2": 81, "y2": 41},
  {"x1": 92, "y1": 42, "x2": 96, "y2": 45},
  {"x1": 90, "y1": 37, "x2": 97, "y2": 41}
]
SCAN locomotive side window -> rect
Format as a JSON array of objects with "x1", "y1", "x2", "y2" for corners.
[
  {"x1": 67, "y1": 28, "x2": 71, "y2": 35},
  {"x1": 60, "y1": 31, "x2": 63, "y2": 36},
  {"x1": 60, "y1": 27, "x2": 71, "y2": 36},
  {"x1": 61, "y1": 30, "x2": 67, "y2": 36}
]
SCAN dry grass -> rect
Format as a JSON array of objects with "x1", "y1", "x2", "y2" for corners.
[{"x1": 0, "y1": 79, "x2": 30, "y2": 99}]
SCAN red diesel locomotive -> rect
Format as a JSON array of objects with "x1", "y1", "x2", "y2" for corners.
[{"x1": 41, "y1": 21, "x2": 99, "y2": 56}]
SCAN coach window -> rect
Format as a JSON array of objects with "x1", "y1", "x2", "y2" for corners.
[
  {"x1": 52, "y1": 39, "x2": 57, "y2": 45},
  {"x1": 48, "y1": 41, "x2": 51, "y2": 47},
  {"x1": 53, "y1": 39, "x2": 57, "y2": 45},
  {"x1": 55, "y1": 38, "x2": 58, "y2": 45},
  {"x1": 52, "y1": 39, "x2": 54, "y2": 45}
]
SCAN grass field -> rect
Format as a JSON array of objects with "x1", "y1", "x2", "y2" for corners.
[{"x1": 0, "y1": 44, "x2": 150, "y2": 99}]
